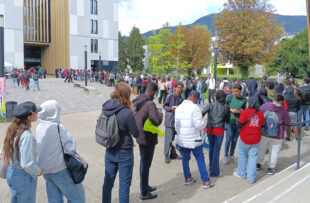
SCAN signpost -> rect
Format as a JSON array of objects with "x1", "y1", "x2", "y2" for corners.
[{"x1": 0, "y1": 14, "x2": 6, "y2": 121}]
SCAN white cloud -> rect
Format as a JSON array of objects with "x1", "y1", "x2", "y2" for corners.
[{"x1": 119, "y1": 0, "x2": 307, "y2": 36}]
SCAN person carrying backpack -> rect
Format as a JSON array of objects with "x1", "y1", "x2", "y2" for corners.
[
  {"x1": 234, "y1": 97, "x2": 265, "y2": 184},
  {"x1": 99, "y1": 82, "x2": 139, "y2": 203},
  {"x1": 32, "y1": 72, "x2": 40, "y2": 91},
  {"x1": 197, "y1": 78, "x2": 207, "y2": 106},
  {"x1": 298, "y1": 78, "x2": 310, "y2": 131},
  {"x1": 257, "y1": 94, "x2": 290, "y2": 175}
]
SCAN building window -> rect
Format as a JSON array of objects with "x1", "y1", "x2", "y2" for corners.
[
  {"x1": 90, "y1": 0, "x2": 98, "y2": 15},
  {"x1": 91, "y1": 19, "x2": 98, "y2": 34},
  {"x1": 91, "y1": 39, "x2": 98, "y2": 53}
]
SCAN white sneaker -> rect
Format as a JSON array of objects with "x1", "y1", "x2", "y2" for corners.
[
  {"x1": 233, "y1": 172, "x2": 246, "y2": 179},
  {"x1": 229, "y1": 156, "x2": 238, "y2": 163},
  {"x1": 223, "y1": 156, "x2": 229, "y2": 164}
]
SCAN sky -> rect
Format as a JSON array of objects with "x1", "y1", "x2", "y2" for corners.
[{"x1": 119, "y1": 0, "x2": 307, "y2": 35}]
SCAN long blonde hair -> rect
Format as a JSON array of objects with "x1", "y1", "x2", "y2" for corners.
[{"x1": 110, "y1": 82, "x2": 132, "y2": 109}]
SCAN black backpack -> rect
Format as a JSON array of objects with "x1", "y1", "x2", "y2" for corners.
[
  {"x1": 95, "y1": 113, "x2": 120, "y2": 148},
  {"x1": 302, "y1": 86, "x2": 310, "y2": 105},
  {"x1": 201, "y1": 83, "x2": 207, "y2": 93}
]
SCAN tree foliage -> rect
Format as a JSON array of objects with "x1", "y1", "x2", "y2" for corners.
[
  {"x1": 118, "y1": 32, "x2": 127, "y2": 71},
  {"x1": 266, "y1": 29, "x2": 310, "y2": 77},
  {"x1": 168, "y1": 24, "x2": 192, "y2": 72},
  {"x1": 127, "y1": 27, "x2": 145, "y2": 72},
  {"x1": 148, "y1": 28, "x2": 173, "y2": 74},
  {"x1": 214, "y1": 0, "x2": 283, "y2": 78},
  {"x1": 179, "y1": 26, "x2": 211, "y2": 73}
]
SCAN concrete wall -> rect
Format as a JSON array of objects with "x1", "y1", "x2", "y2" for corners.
[
  {"x1": 0, "y1": 0, "x2": 24, "y2": 69},
  {"x1": 68, "y1": 0, "x2": 118, "y2": 70}
]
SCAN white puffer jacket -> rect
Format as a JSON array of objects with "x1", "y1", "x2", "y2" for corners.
[{"x1": 175, "y1": 100, "x2": 207, "y2": 149}]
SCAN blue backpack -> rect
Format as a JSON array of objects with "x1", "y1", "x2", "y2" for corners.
[{"x1": 262, "y1": 104, "x2": 279, "y2": 137}]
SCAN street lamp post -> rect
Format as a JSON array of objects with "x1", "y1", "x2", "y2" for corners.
[
  {"x1": 0, "y1": 15, "x2": 4, "y2": 78},
  {"x1": 281, "y1": 38, "x2": 285, "y2": 75},
  {"x1": 99, "y1": 52, "x2": 102, "y2": 71},
  {"x1": 214, "y1": 40, "x2": 219, "y2": 91},
  {"x1": 84, "y1": 45, "x2": 88, "y2": 86}
]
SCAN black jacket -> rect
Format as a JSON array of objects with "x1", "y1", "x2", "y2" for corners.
[
  {"x1": 133, "y1": 95, "x2": 163, "y2": 146},
  {"x1": 284, "y1": 86, "x2": 301, "y2": 113},
  {"x1": 163, "y1": 93, "x2": 183, "y2": 128},
  {"x1": 102, "y1": 99, "x2": 139, "y2": 153},
  {"x1": 202, "y1": 101, "x2": 230, "y2": 129},
  {"x1": 246, "y1": 79, "x2": 258, "y2": 97}
]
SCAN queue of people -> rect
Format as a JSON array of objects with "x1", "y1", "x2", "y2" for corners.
[{"x1": 2, "y1": 73, "x2": 310, "y2": 203}]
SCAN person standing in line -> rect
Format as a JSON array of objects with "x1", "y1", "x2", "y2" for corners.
[
  {"x1": 298, "y1": 78, "x2": 310, "y2": 131},
  {"x1": 3, "y1": 101, "x2": 43, "y2": 203},
  {"x1": 133, "y1": 82, "x2": 163, "y2": 200},
  {"x1": 284, "y1": 86, "x2": 301, "y2": 140},
  {"x1": 101, "y1": 83, "x2": 140, "y2": 203},
  {"x1": 32, "y1": 71, "x2": 40, "y2": 91},
  {"x1": 163, "y1": 82, "x2": 184, "y2": 164},
  {"x1": 158, "y1": 78, "x2": 167, "y2": 104},
  {"x1": 257, "y1": 94, "x2": 290, "y2": 175},
  {"x1": 224, "y1": 84, "x2": 247, "y2": 164},
  {"x1": 11, "y1": 70, "x2": 18, "y2": 88},
  {"x1": 206, "y1": 74, "x2": 215, "y2": 103},
  {"x1": 25, "y1": 70, "x2": 31, "y2": 91},
  {"x1": 202, "y1": 90, "x2": 230, "y2": 177},
  {"x1": 36, "y1": 100, "x2": 85, "y2": 203},
  {"x1": 175, "y1": 91, "x2": 215, "y2": 189},
  {"x1": 234, "y1": 97, "x2": 265, "y2": 184}
]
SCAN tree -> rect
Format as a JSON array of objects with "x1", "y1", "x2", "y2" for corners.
[
  {"x1": 127, "y1": 27, "x2": 145, "y2": 72},
  {"x1": 214, "y1": 0, "x2": 283, "y2": 78},
  {"x1": 180, "y1": 25, "x2": 211, "y2": 74},
  {"x1": 148, "y1": 28, "x2": 173, "y2": 74},
  {"x1": 168, "y1": 24, "x2": 192, "y2": 72},
  {"x1": 266, "y1": 29, "x2": 310, "y2": 77},
  {"x1": 118, "y1": 32, "x2": 127, "y2": 71}
]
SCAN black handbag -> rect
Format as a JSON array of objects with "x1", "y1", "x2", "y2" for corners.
[{"x1": 57, "y1": 125, "x2": 88, "y2": 184}]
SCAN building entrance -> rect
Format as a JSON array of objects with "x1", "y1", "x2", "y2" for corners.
[{"x1": 24, "y1": 46, "x2": 42, "y2": 69}]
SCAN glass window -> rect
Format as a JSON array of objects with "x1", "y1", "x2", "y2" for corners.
[
  {"x1": 90, "y1": 19, "x2": 93, "y2": 34},
  {"x1": 94, "y1": 20, "x2": 98, "y2": 34},
  {"x1": 90, "y1": 0, "x2": 93, "y2": 14},
  {"x1": 94, "y1": 0, "x2": 98, "y2": 15},
  {"x1": 91, "y1": 39, "x2": 98, "y2": 53}
]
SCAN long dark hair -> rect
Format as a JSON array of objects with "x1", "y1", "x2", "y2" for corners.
[{"x1": 3, "y1": 117, "x2": 31, "y2": 163}]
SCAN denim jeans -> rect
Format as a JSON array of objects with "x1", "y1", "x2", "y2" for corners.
[
  {"x1": 298, "y1": 105, "x2": 310, "y2": 127},
  {"x1": 139, "y1": 145, "x2": 155, "y2": 196},
  {"x1": 6, "y1": 166, "x2": 37, "y2": 203},
  {"x1": 237, "y1": 139, "x2": 260, "y2": 184},
  {"x1": 207, "y1": 134, "x2": 224, "y2": 177},
  {"x1": 102, "y1": 150, "x2": 134, "y2": 203},
  {"x1": 224, "y1": 123, "x2": 240, "y2": 157},
  {"x1": 199, "y1": 93, "x2": 205, "y2": 106},
  {"x1": 180, "y1": 145, "x2": 210, "y2": 182},
  {"x1": 12, "y1": 78, "x2": 18, "y2": 88},
  {"x1": 43, "y1": 169, "x2": 85, "y2": 203},
  {"x1": 33, "y1": 81, "x2": 40, "y2": 91}
]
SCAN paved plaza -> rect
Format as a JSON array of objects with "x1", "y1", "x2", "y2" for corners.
[{"x1": 1, "y1": 78, "x2": 310, "y2": 203}]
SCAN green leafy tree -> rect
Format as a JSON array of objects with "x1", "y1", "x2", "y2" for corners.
[
  {"x1": 214, "y1": 0, "x2": 283, "y2": 78},
  {"x1": 148, "y1": 28, "x2": 172, "y2": 74},
  {"x1": 179, "y1": 26, "x2": 212, "y2": 74},
  {"x1": 118, "y1": 32, "x2": 127, "y2": 71},
  {"x1": 127, "y1": 27, "x2": 145, "y2": 72},
  {"x1": 169, "y1": 24, "x2": 192, "y2": 72},
  {"x1": 266, "y1": 29, "x2": 310, "y2": 77}
]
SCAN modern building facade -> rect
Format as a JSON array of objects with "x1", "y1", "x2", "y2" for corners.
[{"x1": 0, "y1": 0, "x2": 118, "y2": 74}]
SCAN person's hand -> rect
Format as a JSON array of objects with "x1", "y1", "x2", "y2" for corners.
[
  {"x1": 38, "y1": 168, "x2": 44, "y2": 176},
  {"x1": 170, "y1": 107, "x2": 176, "y2": 112}
]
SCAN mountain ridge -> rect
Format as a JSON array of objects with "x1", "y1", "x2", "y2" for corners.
[{"x1": 141, "y1": 14, "x2": 307, "y2": 37}]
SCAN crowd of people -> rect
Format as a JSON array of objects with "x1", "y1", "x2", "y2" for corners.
[
  {"x1": 10, "y1": 67, "x2": 47, "y2": 92},
  {"x1": 2, "y1": 70, "x2": 310, "y2": 203}
]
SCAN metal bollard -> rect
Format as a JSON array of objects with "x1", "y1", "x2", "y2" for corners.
[{"x1": 296, "y1": 124, "x2": 301, "y2": 170}]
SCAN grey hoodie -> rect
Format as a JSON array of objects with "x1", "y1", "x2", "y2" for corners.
[{"x1": 36, "y1": 100, "x2": 76, "y2": 174}]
